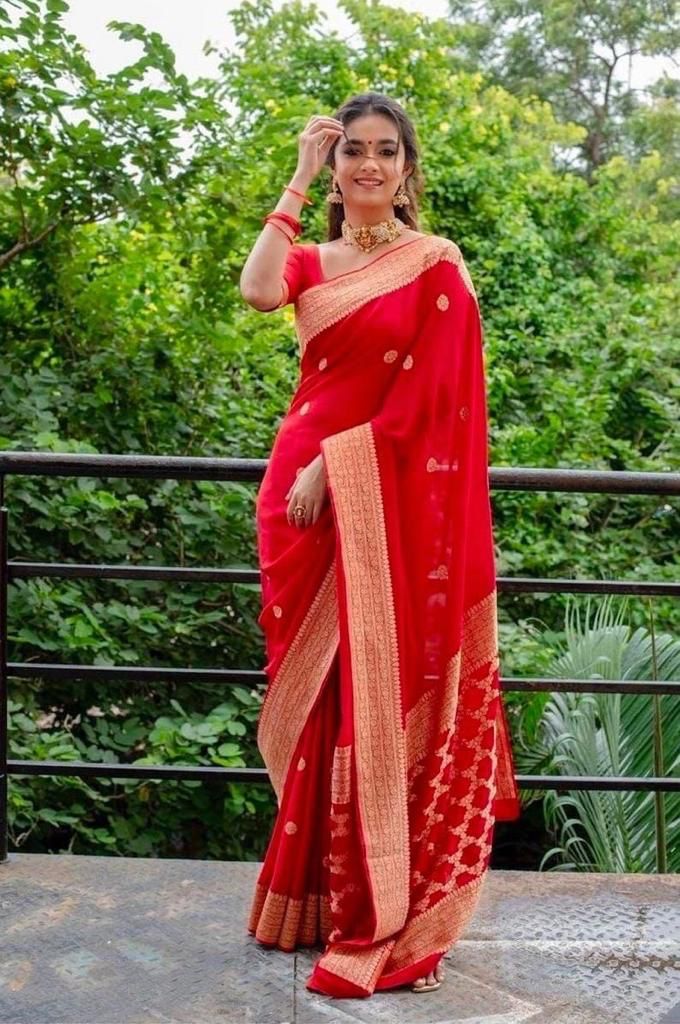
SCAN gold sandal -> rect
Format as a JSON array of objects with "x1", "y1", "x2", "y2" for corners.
[{"x1": 411, "y1": 964, "x2": 444, "y2": 992}]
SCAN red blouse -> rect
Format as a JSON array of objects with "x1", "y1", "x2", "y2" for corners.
[{"x1": 282, "y1": 243, "x2": 324, "y2": 305}]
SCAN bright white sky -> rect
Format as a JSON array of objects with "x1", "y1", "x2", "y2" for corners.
[{"x1": 62, "y1": 0, "x2": 672, "y2": 91}]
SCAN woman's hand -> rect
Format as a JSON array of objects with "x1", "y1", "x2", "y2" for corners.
[
  {"x1": 285, "y1": 453, "x2": 328, "y2": 528},
  {"x1": 294, "y1": 115, "x2": 345, "y2": 185}
]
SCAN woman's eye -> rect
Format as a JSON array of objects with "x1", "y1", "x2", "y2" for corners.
[{"x1": 344, "y1": 148, "x2": 395, "y2": 156}]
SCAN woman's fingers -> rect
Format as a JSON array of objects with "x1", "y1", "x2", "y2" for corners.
[{"x1": 307, "y1": 115, "x2": 344, "y2": 129}]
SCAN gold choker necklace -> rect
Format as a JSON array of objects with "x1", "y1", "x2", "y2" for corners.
[{"x1": 341, "y1": 217, "x2": 405, "y2": 253}]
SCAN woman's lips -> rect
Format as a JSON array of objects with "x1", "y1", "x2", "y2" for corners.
[{"x1": 355, "y1": 179, "x2": 383, "y2": 187}]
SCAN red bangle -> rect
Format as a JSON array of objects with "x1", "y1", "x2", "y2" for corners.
[
  {"x1": 263, "y1": 217, "x2": 295, "y2": 244},
  {"x1": 285, "y1": 185, "x2": 313, "y2": 205},
  {"x1": 265, "y1": 210, "x2": 301, "y2": 234},
  {"x1": 263, "y1": 212, "x2": 301, "y2": 238}
]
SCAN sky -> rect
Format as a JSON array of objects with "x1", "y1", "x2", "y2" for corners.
[{"x1": 61, "y1": 0, "x2": 673, "y2": 92}]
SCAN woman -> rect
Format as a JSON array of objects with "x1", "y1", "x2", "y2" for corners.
[{"x1": 239, "y1": 92, "x2": 520, "y2": 999}]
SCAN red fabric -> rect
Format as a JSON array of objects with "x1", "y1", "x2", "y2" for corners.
[
  {"x1": 248, "y1": 234, "x2": 520, "y2": 998},
  {"x1": 281, "y1": 243, "x2": 323, "y2": 304}
]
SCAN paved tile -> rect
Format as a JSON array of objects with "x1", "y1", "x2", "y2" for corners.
[{"x1": 0, "y1": 856, "x2": 678, "y2": 1024}]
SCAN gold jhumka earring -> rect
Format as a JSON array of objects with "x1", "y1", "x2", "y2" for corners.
[
  {"x1": 326, "y1": 178, "x2": 343, "y2": 204},
  {"x1": 326, "y1": 178, "x2": 411, "y2": 207},
  {"x1": 392, "y1": 182, "x2": 410, "y2": 207}
]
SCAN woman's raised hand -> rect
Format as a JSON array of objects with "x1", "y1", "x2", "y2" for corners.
[{"x1": 295, "y1": 115, "x2": 345, "y2": 185}]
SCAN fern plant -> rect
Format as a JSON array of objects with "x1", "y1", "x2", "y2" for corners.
[{"x1": 516, "y1": 595, "x2": 679, "y2": 872}]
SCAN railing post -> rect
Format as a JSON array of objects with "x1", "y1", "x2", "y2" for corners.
[{"x1": 0, "y1": 475, "x2": 8, "y2": 863}]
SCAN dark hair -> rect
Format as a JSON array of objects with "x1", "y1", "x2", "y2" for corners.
[{"x1": 324, "y1": 92, "x2": 424, "y2": 241}]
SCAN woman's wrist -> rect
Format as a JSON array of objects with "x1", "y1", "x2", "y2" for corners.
[{"x1": 287, "y1": 170, "x2": 313, "y2": 196}]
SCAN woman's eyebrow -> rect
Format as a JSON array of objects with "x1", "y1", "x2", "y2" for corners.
[{"x1": 344, "y1": 137, "x2": 398, "y2": 145}]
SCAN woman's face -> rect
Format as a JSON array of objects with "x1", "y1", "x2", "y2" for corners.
[{"x1": 332, "y1": 112, "x2": 411, "y2": 209}]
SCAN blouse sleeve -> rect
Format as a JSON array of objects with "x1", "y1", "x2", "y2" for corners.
[{"x1": 281, "y1": 244, "x2": 306, "y2": 305}]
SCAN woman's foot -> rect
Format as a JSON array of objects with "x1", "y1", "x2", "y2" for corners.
[{"x1": 411, "y1": 959, "x2": 444, "y2": 992}]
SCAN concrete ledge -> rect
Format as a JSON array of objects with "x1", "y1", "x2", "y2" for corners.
[{"x1": 1, "y1": 855, "x2": 678, "y2": 1023}]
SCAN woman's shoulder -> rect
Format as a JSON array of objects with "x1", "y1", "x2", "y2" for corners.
[{"x1": 418, "y1": 232, "x2": 467, "y2": 268}]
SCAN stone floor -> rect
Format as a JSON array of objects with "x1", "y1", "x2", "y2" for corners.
[{"x1": 0, "y1": 855, "x2": 678, "y2": 1024}]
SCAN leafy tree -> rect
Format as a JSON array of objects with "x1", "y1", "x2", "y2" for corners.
[
  {"x1": 0, "y1": 0, "x2": 677, "y2": 860},
  {"x1": 445, "y1": 0, "x2": 680, "y2": 177}
]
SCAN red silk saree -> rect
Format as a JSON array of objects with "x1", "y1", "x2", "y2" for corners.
[{"x1": 248, "y1": 233, "x2": 520, "y2": 998}]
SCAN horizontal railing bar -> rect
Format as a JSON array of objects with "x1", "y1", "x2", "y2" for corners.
[
  {"x1": 516, "y1": 775, "x2": 679, "y2": 792},
  {"x1": 491, "y1": 467, "x2": 680, "y2": 495},
  {"x1": 498, "y1": 577, "x2": 678, "y2": 596},
  {"x1": 4, "y1": 761, "x2": 678, "y2": 791},
  {"x1": 7, "y1": 663, "x2": 263, "y2": 684},
  {"x1": 1, "y1": 453, "x2": 678, "y2": 495},
  {"x1": 5, "y1": 761, "x2": 265, "y2": 782},
  {"x1": 9, "y1": 562, "x2": 255, "y2": 583},
  {"x1": 6, "y1": 663, "x2": 680, "y2": 695},
  {"x1": 0, "y1": 453, "x2": 264, "y2": 482},
  {"x1": 504, "y1": 677, "x2": 680, "y2": 695},
  {"x1": 7, "y1": 561, "x2": 678, "y2": 597}
]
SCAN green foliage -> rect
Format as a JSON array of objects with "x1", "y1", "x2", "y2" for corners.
[
  {"x1": 8, "y1": 686, "x2": 273, "y2": 858},
  {"x1": 1, "y1": 0, "x2": 678, "y2": 860},
  {"x1": 445, "y1": 0, "x2": 680, "y2": 179},
  {"x1": 516, "y1": 596, "x2": 680, "y2": 872}
]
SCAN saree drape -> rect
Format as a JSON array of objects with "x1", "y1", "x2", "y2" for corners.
[{"x1": 247, "y1": 233, "x2": 520, "y2": 998}]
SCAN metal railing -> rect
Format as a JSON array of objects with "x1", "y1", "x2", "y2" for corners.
[{"x1": 1, "y1": 451, "x2": 678, "y2": 865}]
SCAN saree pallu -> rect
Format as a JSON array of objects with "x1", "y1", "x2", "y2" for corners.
[{"x1": 248, "y1": 234, "x2": 520, "y2": 998}]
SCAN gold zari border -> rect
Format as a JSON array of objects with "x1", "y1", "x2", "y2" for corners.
[
  {"x1": 321, "y1": 422, "x2": 410, "y2": 940},
  {"x1": 405, "y1": 589, "x2": 498, "y2": 769},
  {"x1": 295, "y1": 235, "x2": 477, "y2": 355},
  {"x1": 248, "y1": 881, "x2": 332, "y2": 950},
  {"x1": 331, "y1": 744, "x2": 352, "y2": 805},
  {"x1": 257, "y1": 562, "x2": 339, "y2": 802}
]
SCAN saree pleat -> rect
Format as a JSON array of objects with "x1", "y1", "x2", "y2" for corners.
[{"x1": 249, "y1": 234, "x2": 520, "y2": 998}]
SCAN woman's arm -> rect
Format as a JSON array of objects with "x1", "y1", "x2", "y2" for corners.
[
  {"x1": 239, "y1": 170, "x2": 312, "y2": 312},
  {"x1": 239, "y1": 114, "x2": 345, "y2": 312}
]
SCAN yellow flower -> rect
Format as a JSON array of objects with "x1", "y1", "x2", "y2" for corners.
[{"x1": 439, "y1": 121, "x2": 450, "y2": 133}]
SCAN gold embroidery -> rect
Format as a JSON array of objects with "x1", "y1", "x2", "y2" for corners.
[
  {"x1": 257, "y1": 564, "x2": 339, "y2": 802},
  {"x1": 426, "y1": 457, "x2": 458, "y2": 472},
  {"x1": 436, "y1": 293, "x2": 450, "y2": 311},
  {"x1": 383, "y1": 349, "x2": 398, "y2": 363},
  {"x1": 297, "y1": 756, "x2": 306, "y2": 771},
  {"x1": 405, "y1": 651, "x2": 461, "y2": 772},
  {"x1": 295, "y1": 235, "x2": 477, "y2": 355},
  {"x1": 300, "y1": 401, "x2": 310, "y2": 415},
  {"x1": 459, "y1": 405, "x2": 469, "y2": 420},
  {"x1": 317, "y1": 939, "x2": 396, "y2": 992},
  {"x1": 461, "y1": 590, "x2": 498, "y2": 680},
  {"x1": 383, "y1": 875, "x2": 486, "y2": 975},
  {"x1": 405, "y1": 591, "x2": 498, "y2": 774},
  {"x1": 402, "y1": 354, "x2": 413, "y2": 369},
  {"x1": 331, "y1": 744, "x2": 352, "y2": 805},
  {"x1": 248, "y1": 882, "x2": 331, "y2": 949},
  {"x1": 428, "y1": 564, "x2": 448, "y2": 579},
  {"x1": 272, "y1": 605, "x2": 282, "y2": 618},
  {"x1": 284, "y1": 820, "x2": 297, "y2": 835},
  {"x1": 320, "y1": 423, "x2": 410, "y2": 940},
  {"x1": 318, "y1": 357, "x2": 328, "y2": 370}
]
